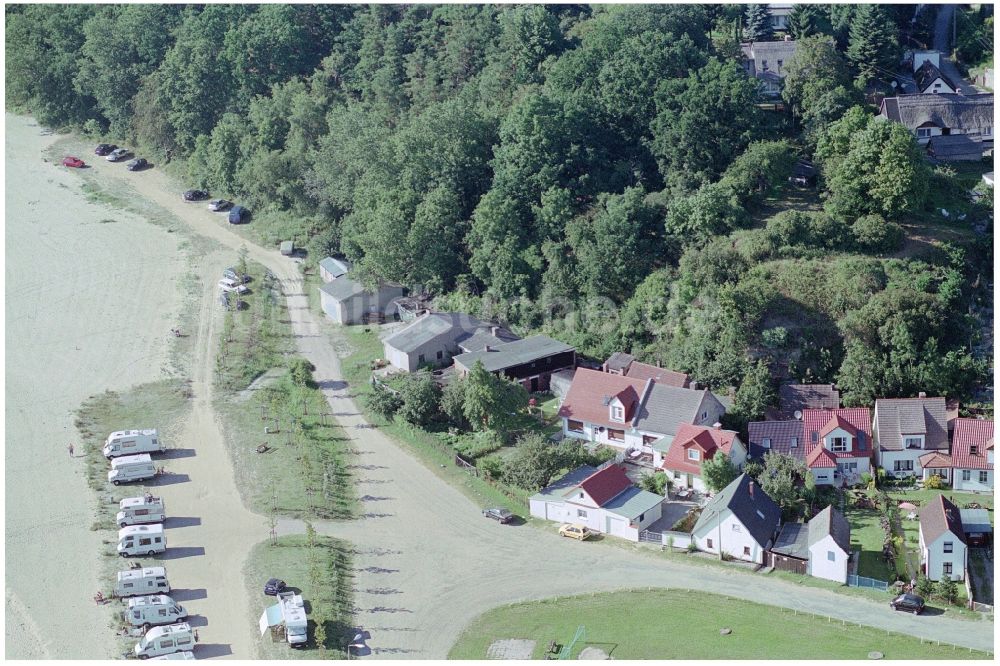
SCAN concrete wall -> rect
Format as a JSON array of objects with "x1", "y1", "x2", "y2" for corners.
[
  {"x1": 808, "y1": 535, "x2": 849, "y2": 584},
  {"x1": 319, "y1": 290, "x2": 346, "y2": 324}
]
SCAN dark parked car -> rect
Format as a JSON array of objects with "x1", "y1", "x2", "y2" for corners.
[
  {"x1": 889, "y1": 593, "x2": 925, "y2": 614},
  {"x1": 264, "y1": 578, "x2": 287, "y2": 596},
  {"x1": 126, "y1": 158, "x2": 148, "y2": 171},
  {"x1": 183, "y1": 189, "x2": 208, "y2": 201},
  {"x1": 228, "y1": 205, "x2": 249, "y2": 224},
  {"x1": 94, "y1": 143, "x2": 116, "y2": 156},
  {"x1": 482, "y1": 508, "x2": 514, "y2": 524}
]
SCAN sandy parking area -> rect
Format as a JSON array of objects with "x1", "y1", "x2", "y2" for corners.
[{"x1": 4, "y1": 114, "x2": 184, "y2": 658}]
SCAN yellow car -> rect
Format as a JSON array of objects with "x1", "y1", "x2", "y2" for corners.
[{"x1": 558, "y1": 524, "x2": 593, "y2": 541}]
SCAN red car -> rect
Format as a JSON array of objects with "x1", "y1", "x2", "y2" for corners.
[{"x1": 62, "y1": 156, "x2": 85, "y2": 168}]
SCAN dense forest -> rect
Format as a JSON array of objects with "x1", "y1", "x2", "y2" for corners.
[{"x1": 7, "y1": 4, "x2": 993, "y2": 420}]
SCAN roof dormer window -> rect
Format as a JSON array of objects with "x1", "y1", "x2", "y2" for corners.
[
  {"x1": 790, "y1": 437, "x2": 798, "y2": 448},
  {"x1": 829, "y1": 436, "x2": 848, "y2": 453},
  {"x1": 610, "y1": 404, "x2": 624, "y2": 422},
  {"x1": 762, "y1": 438, "x2": 771, "y2": 449},
  {"x1": 971, "y1": 445, "x2": 979, "y2": 455},
  {"x1": 687, "y1": 449, "x2": 699, "y2": 461},
  {"x1": 904, "y1": 436, "x2": 923, "y2": 449}
]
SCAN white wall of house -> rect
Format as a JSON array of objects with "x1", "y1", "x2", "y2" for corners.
[
  {"x1": 923, "y1": 77, "x2": 956, "y2": 94},
  {"x1": 811, "y1": 468, "x2": 836, "y2": 486},
  {"x1": 920, "y1": 467, "x2": 952, "y2": 482},
  {"x1": 953, "y1": 468, "x2": 993, "y2": 491},
  {"x1": 880, "y1": 449, "x2": 924, "y2": 477},
  {"x1": 807, "y1": 535, "x2": 849, "y2": 584},
  {"x1": 920, "y1": 528, "x2": 967, "y2": 581},
  {"x1": 528, "y1": 498, "x2": 659, "y2": 543},
  {"x1": 666, "y1": 469, "x2": 707, "y2": 493},
  {"x1": 914, "y1": 126, "x2": 944, "y2": 144},
  {"x1": 383, "y1": 339, "x2": 456, "y2": 372},
  {"x1": 834, "y1": 456, "x2": 871, "y2": 484},
  {"x1": 729, "y1": 441, "x2": 748, "y2": 469},
  {"x1": 319, "y1": 290, "x2": 347, "y2": 324},
  {"x1": 692, "y1": 512, "x2": 770, "y2": 564}
]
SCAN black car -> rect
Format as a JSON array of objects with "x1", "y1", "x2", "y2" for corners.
[
  {"x1": 264, "y1": 578, "x2": 287, "y2": 596},
  {"x1": 228, "y1": 205, "x2": 249, "y2": 224},
  {"x1": 482, "y1": 508, "x2": 514, "y2": 524},
  {"x1": 889, "y1": 593, "x2": 925, "y2": 614},
  {"x1": 126, "y1": 158, "x2": 148, "y2": 171},
  {"x1": 183, "y1": 189, "x2": 209, "y2": 201},
  {"x1": 94, "y1": 143, "x2": 117, "y2": 156}
]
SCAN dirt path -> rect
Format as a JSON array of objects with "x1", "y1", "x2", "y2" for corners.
[{"x1": 82, "y1": 147, "x2": 995, "y2": 658}]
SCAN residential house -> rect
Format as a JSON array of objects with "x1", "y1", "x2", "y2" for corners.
[
  {"x1": 748, "y1": 419, "x2": 805, "y2": 461},
  {"x1": 380, "y1": 312, "x2": 516, "y2": 372},
  {"x1": 917, "y1": 451, "x2": 954, "y2": 484},
  {"x1": 873, "y1": 395, "x2": 949, "y2": 479},
  {"x1": 767, "y1": 383, "x2": 841, "y2": 420},
  {"x1": 741, "y1": 40, "x2": 798, "y2": 96},
  {"x1": 918, "y1": 495, "x2": 967, "y2": 581},
  {"x1": 768, "y1": 3, "x2": 793, "y2": 31},
  {"x1": 926, "y1": 134, "x2": 988, "y2": 161},
  {"x1": 692, "y1": 474, "x2": 781, "y2": 564},
  {"x1": 951, "y1": 418, "x2": 994, "y2": 491},
  {"x1": 879, "y1": 93, "x2": 994, "y2": 144},
  {"x1": 602, "y1": 352, "x2": 690, "y2": 388},
  {"x1": 528, "y1": 464, "x2": 664, "y2": 541},
  {"x1": 802, "y1": 408, "x2": 874, "y2": 486},
  {"x1": 767, "y1": 505, "x2": 851, "y2": 584},
  {"x1": 660, "y1": 423, "x2": 747, "y2": 493},
  {"x1": 452, "y1": 335, "x2": 576, "y2": 393},
  {"x1": 914, "y1": 59, "x2": 957, "y2": 94},
  {"x1": 318, "y1": 277, "x2": 405, "y2": 325},
  {"x1": 318, "y1": 257, "x2": 351, "y2": 283},
  {"x1": 558, "y1": 368, "x2": 727, "y2": 455}
]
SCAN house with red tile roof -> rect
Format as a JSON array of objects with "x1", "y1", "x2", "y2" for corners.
[
  {"x1": 801, "y1": 408, "x2": 874, "y2": 486},
  {"x1": 558, "y1": 368, "x2": 726, "y2": 455},
  {"x1": 528, "y1": 464, "x2": 664, "y2": 541},
  {"x1": 660, "y1": 424, "x2": 747, "y2": 493},
  {"x1": 951, "y1": 418, "x2": 994, "y2": 491},
  {"x1": 873, "y1": 395, "x2": 950, "y2": 480}
]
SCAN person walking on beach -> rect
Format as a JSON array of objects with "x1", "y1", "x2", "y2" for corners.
[{"x1": 67, "y1": 442, "x2": 74, "y2": 457}]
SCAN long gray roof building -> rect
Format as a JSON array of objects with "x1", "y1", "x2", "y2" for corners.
[{"x1": 880, "y1": 93, "x2": 993, "y2": 133}]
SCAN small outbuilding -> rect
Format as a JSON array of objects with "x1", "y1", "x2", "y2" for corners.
[
  {"x1": 959, "y1": 508, "x2": 993, "y2": 547},
  {"x1": 279, "y1": 241, "x2": 295, "y2": 256},
  {"x1": 318, "y1": 277, "x2": 405, "y2": 325},
  {"x1": 319, "y1": 257, "x2": 351, "y2": 282}
]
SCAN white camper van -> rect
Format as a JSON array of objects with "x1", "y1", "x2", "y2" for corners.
[
  {"x1": 134, "y1": 623, "x2": 195, "y2": 659},
  {"x1": 108, "y1": 454, "x2": 157, "y2": 485},
  {"x1": 118, "y1": 524, "x2": 166, "y2": 558},
  {"x1": 125, "y1": 595, "x2": 187, "y2": 630},
  {"x1": 150, "y1": 652, "x2": 196, "y2": 660},
  {"x1": 117, "y1": 495, "x2": 166, "y2": 528},
  {"x1": 259, "y1": 591, "x2": 308, "y2": 647},
  {"x1": 104, "y1": 429, "x2": 164, "y2": 458},
  {"x1": 115, "y1": 567, "x2": 170, "y2": 598}
]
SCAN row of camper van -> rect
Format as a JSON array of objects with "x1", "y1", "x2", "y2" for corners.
[{"x1": 114, "y1": 568, "x2": 197, "y2": 659}]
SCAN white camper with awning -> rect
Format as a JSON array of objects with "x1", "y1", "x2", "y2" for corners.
[{"x1": 259, "y1": 591, "x2": 308, "y2": 648}]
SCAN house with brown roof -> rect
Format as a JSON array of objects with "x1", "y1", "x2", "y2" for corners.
[
  {"x1": 602, "y1": 352, "x2": 690, "y2": 388},
  {"x1": 872, "y1": 395, "x2": 949, "y2": 479},
  {"x1": 660, "y1": 423, "x2": 747, "y2": 493},
  {"x1": 951, "y1": 418, "x2": 994, "y2": 491},
  {"x1": 558, "y1": 368, "x2": 726, "y2": 456},
  {"x1": 919, "y1": 495, "x2": 967, "y2": 581},
  {"x1": 802, "y1": 408, "x2": 874, "y2": 486},
  {"x1": 879, "y1": 93, "x2": 993, "y2": 144},
  {"x1": 528, "y1": 464, "x2": 664, "y2": 541}
]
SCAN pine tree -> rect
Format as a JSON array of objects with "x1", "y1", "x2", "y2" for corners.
[
  {"x1": 847, "y1": 4, "x2": 900, "y2": 87},
  {"x1": 935, "y1": 575, "x2": 958, "y2": 605},
  {"x1": 788, "y1": 4, "x2": 832, "y2": 40},
  {"x1": 744, "y1": 5, "x2": 774, "y2": 42}
]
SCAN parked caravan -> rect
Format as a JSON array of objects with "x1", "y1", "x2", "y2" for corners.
[
  {"x1": 114, "y1": 567, "x2": 170, "y2": 598},
  {"x1": 134, "y1": 623, "x2": 195, "y2": 659},
  {"x1": 118, "y1": 524, "x2": 166, "y2": 558},
  {"x1": 104, "y1": 429, "x2": 164, "y2": 458},
  {"x1": 259, "y1": 591, "x2": 308, "y2": 647},
  {"x1": 117, "y1": 495, "x2": 166, "y2": 528},
  {"x1": 124, "y1": 595, "x2": 187, "y2": 630},
  {"x1": 108, "y1": 454, "x2": 156, "y2": 485},
  {"x1": 150, "y1": 652, "x2": 195, "y2": 660}
]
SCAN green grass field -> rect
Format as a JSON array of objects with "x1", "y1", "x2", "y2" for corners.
[
  {"x1": 244, "y1": 534, "x2": 354, "y2": 659},
  {"x1": 448, "y1": 589, "x2": 991, "y2": 660}
]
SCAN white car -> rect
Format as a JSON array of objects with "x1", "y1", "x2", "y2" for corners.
[
  {"x1": 218, "y1": 278, "x2": 248, "y2": 294},
  {"x1": 106, "y1": 148, "x2": 131, "y2": 162}
]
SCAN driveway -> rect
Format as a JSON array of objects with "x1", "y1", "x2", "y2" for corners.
[
  {"x1": 933, "y1": 4, "x2": 982, "y2": 94},
  {"x1": 80, "y1": 147, "x2": 995, "y2": 659}
]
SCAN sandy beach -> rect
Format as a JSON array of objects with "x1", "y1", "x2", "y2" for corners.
[{"x1": 4, "y1": 114, "x2": 186, "y2": 657}]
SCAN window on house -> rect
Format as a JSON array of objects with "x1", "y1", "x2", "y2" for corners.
[
  {"x1": 762, "y1": 438, "x2": 772, "y2": 449},
  {"x1": 578, "y1": 492, "x2": 584, "y2": 499},
  {"x1": 963, "y1": 470, "x2": 972, "y2": 481},
  {"x1": 707, "y1": 538, "x2": 713, "y2": 549},
  {"x1": 577, "y1": 509, "x2": 587, "y2": 518},
  {"x1": 893, "y1": 460, "x2": 914, "y2": 472},
  {"x1": 944, "y1": 542, "x2": 953, "y2": 553},
  {"x1": 827, "y1": 551, "x2": 836, "y2": 562},
  {"x1": 567, "y1": 420, "x2": 584, "y2": 433},
  {"x1": 970, "y1": 445, "x2": 979, "y2": 455},
  {"x1": 917, "y1": 128, "x2": 932, "y2": 138},
  {"x1": 673, "y1": 471, "x2": 681, "y2": 479},
  {"x1": 943, "y1": 562, "x2": 953, "y2": 576},
  {"x1": 608, "y1": 428, "x2": 625, "y2": 442},
  {"x1": 980, "y1": 471, "x2": 989, "y2": 484},
  {"x1": 638, "y1": 513, "x2": 645, "y2": 522},
  {"x1": 984, "y1": 126, "x2": 993, "y2": 137},
  {"x1": 830, "y1": 437, "x2": 848, "y2": 452},
  {"x1": 642, "y1": 435, "x2": 657, "y2": 446},
  {"x1": 611, "y1": 405, "x2": 624, "y2": 421},
  {"x1": 743, "y1": 546, "x2": 751, "y2": 557},
  {"x1": 904, "y1": 437, "x2": 922, "y2": 449},
  {"x1": 732, "y1": 524, "x2": 741, "y2": 532},
  {"x1": 701, "y1": 412, "x2": 707, "y2": 421},
  {"x1": 761, "y1": 59, "x2": 769, "y2": 71},
  {"x1": 418, "y1": 354, "x2": 425, "y2": 364},
  {"x1": 790, "y1": 437, "x2": 798, "y2": 448},
  {"x1": 436, "y1": 350, "x2": 443, "y2": 360},
  {"x1": 777, "y1": 59, "x2": 783, "y2": 68},
  {"x1": 687, "y1": 449, "x2": 699, "y2": 461},
  {"x1": 811, "y1": 431, "x2": 818, "y2": 443}
]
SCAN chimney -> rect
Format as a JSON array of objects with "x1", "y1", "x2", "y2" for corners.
[
  {"x1": 484, "y1": 345, "x2": 494, "y2": 352},
  {"x1": 748, "y1": 480, "x2": 755, "y2": 500},
  {"x1": 712, "y1": 422, "x2": 722, "y2": 430},
  {"x1": 491, "y1": 325, "x2": 499, "y2": 337},
  {"x1": 918, "y1": 391, "x2": 927, "y2": 398}
]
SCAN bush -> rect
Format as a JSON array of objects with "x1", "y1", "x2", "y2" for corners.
[
  {"x1": 367, "y1": 383, "x2": 402, "y2": 420},
  {"x1": 396, "y1": 372, "x2": 442, "y2": 427},
  {"x1": 935, "y1": 576, "x2": 959, "y2": 605},
  {"x1": 640, "y1": 471, "x2": 668, "y2": 496},
  {"x1": 852, "y1": 214, "x2": 904, "y2": 254},
  {"x1": 915, "y1": 574, "x2": 935, "y2": 598},
  {"x1": 288, "y1": 358, "x2": 315, "y2": 386},
  {"x1": 924, "y1": 474, "x2": 944, "y2": 490}
]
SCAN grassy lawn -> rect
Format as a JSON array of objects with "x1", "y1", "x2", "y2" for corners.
[
  {"x1": 214, "y1": 260, "x2": 355, "y2": 519},
  {"x1": 845, "y1": 506, "x2": 900, "y2": 582},
  {"x1": 244, "y1": 534, "x2": 354, "y2": 659},
  {"x1": 448, "y1": 589, "x2": 990, "y2": 660}
]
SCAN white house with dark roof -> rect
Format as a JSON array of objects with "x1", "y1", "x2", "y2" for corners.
[
  {"x1": 380, "y1": 312, "x2": 516, "y2": 372},
  {"x1": 879, "y1": 93, "x2": 994, "y2": 144},
  {"x1": 914, "y1": 60, "x2": 957, "y2": 94},
  {"x1": 919, "y1": 495, "x2": 967, "y2": 581},
  {"x1": 528, "y1": 464, "x2": 663, "y2": 541},
  {"x1": 741, "y1": 39, "x2": 798, "y2": 96},
  {"x1": 872, "y1": 395, "x2": 950, "y2": 479},
  {"x1": 768, "y1": 505, "x2": 851, "y2": 583},
  {"x1": 951, "y1": 418, "x2": 994, "y2": 491},
  {"x1": 692, "y1": 474, "x2": 781, "y2": 564}
]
